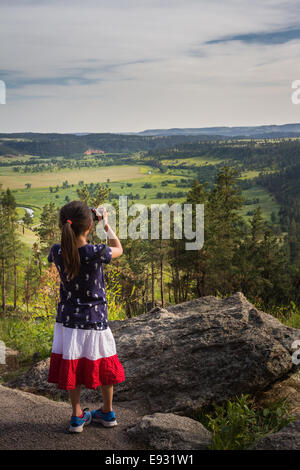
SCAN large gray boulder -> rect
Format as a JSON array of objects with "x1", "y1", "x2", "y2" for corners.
[
  {"x1": 7, "y1": 292, "x2": 300, "y2": 414},
  {"x1": 251, "y1": 419, "x2": 300, "y2": 450},
  {"x1": 127, "y1": 413, "x2": 212, "y2": 450}
]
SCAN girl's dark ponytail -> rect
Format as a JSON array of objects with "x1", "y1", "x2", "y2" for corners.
[
  {"x1": 59, "y1": 201, "x2": 93, "y2": 280},
  {"x1": 61, "y1": 221, "x2": 80, "y2": 280}
]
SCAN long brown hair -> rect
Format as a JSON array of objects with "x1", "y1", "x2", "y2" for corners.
[{"x1": 59, "y1": 200, "x2": 93, "y2": 280}]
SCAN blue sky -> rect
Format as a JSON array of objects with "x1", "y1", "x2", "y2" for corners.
[{"x1": 1, "y1": 0, "x2": 300, "y2": 133}]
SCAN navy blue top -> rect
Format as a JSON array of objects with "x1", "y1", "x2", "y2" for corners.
[{"x1": 48, "y1": 243, "x2": 112, "y2": 331}]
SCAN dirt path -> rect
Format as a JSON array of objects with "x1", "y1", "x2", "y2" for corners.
[{"x1": 0, "y1": 384, "x2": 148, "y2": 450}]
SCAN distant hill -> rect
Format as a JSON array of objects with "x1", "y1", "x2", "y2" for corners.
[
  {"x1": 2, "y1": 124, "x2": 300, "y2": 158},
  {"x1": 0, "y1": 132, "x2": 224, "y2": 158},
  {"x1": 127, "y1": 124, "x2": 300, "y2": 138}
]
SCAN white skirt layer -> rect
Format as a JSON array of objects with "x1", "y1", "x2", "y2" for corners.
[{"x1": 51, "y1": 322, "x2": 117, "y2": 361}]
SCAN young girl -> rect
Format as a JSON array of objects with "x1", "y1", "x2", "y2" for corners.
[{"x1": 47, "y1": 200, "x2": 125, "y2": 433}]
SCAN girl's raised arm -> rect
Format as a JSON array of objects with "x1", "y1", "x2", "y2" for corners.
[{"x1": 95, "y1": 208, "x2": 123, "y2": 259}]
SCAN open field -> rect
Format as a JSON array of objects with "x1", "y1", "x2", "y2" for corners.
[
  {"x1": 2, "y1": 149, "x2": 283, "y2": 247},
  {"x1": 240, "y1": 186, "x2": 281, "y2": 220},
  {"x1": 240, "y1": 170, "x2": 261, "y2": 179},
  {"x1": 160, "y1": 156, "x2": 224, "y2": 166},
  {"x1": 0, "y1": 154, "x2": 40, "y2": 163},
  {"x1": 13, "y1": 171, "x2": 189, "y2": 225},
  {"x1": 13, "y1": 180, "x2": 280, "y2": 249},
  {"x1": 240, "y1": 169, "x2": 279, "y2": 179},
  {"x1": 10, "y1": 162, "x2": 279, "y2": 214},
  {"x1": 0, "y1": 165, "x2": 142, "y2": 189}
]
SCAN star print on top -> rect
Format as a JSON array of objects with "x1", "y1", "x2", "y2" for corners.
[{"x1": 48, "y1": 243, "x2": 112, "y2": 331}]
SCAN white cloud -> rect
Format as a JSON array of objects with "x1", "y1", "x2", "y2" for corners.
[{"x1": 0, "y1": 0, "x2": 300, "y2": 132}]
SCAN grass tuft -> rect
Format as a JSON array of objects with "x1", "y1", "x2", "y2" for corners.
[{"x1": 191, "y1": 394, "x2": 294, "y2": 450}]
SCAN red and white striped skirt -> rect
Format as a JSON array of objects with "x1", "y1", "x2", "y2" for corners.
[{"x1": 48, "y1": 322, "x2": 125, "y2": 390}]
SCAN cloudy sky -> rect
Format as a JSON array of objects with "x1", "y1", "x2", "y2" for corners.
[{"x1": 1, "y1": 0, "x2": 300, "y2": 133}]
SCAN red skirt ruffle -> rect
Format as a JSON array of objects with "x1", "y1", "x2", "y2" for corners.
[{"x1": 48, "y1": 352, "x2": 125, "y2": 390}]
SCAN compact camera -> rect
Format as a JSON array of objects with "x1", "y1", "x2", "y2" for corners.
[{"x1": 90, "y1": 207, "x2": 104, "y2": 221}]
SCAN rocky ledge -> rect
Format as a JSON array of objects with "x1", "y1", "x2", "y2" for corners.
[
  {"x1": 250, "y1": 418, "x2": 300, "y2": 450},
  {"x1": 7, "y1": 292, "x2": 299, "y2": 417}
]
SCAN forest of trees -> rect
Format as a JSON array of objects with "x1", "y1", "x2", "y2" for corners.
[
  {"x1": 0, "y1": 132, "x2": 218, "y2": 158},
  {"x1": 146, "y1": 139, "x2": 300, "y2": 168},
  {"x1": 255, "y1": 163, "x2": 300, "y2": 268},
  {"x1": 0, "y1": 165, "x2": 299, "y2": 321}
]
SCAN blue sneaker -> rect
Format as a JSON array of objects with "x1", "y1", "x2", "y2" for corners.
[
  {"x1": 91, "y1": 408, "x2": 117, "y2": 427},
  {"x1": 69, "y1": 408, "x2": 92, "y2": 433}
]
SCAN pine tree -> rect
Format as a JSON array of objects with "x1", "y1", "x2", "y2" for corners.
[
  {"x1": 23, "y1": 253, "x2": 40, "y2": 314},
  {"x1": 34, "y1": 202, "x2": 60, "y2": 253},
  {"x1": 0, "y1": 189, "x2": 21, "y2": 315},
  {"x1": 77, "y1": 183, "x2": 110, "y2": 207},
  {"x1": 250, "y1": 207, "x2": 265, "y2": 243},
  {"x1": 23, "y1": 210, "x2": 32, "y2": 230},
  {"x1": 288, "y1": 219, "x2": 300, "y2": 266},
  {"x1": 181, "y1": 168, "x2": 244, "y2": 298},
  {"x1": 184, "y1": 179, "x2": 209, "y2": 297},
  {"x1": 205, "y1": 165, "x2": 244, "y2": 294}
]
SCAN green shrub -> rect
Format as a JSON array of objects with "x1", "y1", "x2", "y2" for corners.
[
  {"x1": 0, "y1": 315, "x2": 55, "y2": 363},
  {"x1": 254, "y1": 300, "x2": 300, "y2": 328},
  {"x1": 192, "y1": 394, "x2": 293, "y2": 450},
  {"x1": 105, "y1": 269, "x2": 127, "y2": 321}
]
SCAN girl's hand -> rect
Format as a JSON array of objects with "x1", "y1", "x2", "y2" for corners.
[
  {"x1": 96, "y1": 207, "x2": 108, "y2": 225},
  {"x1": 96, "y1": 207, "x2": 122, "y2": 257}
]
